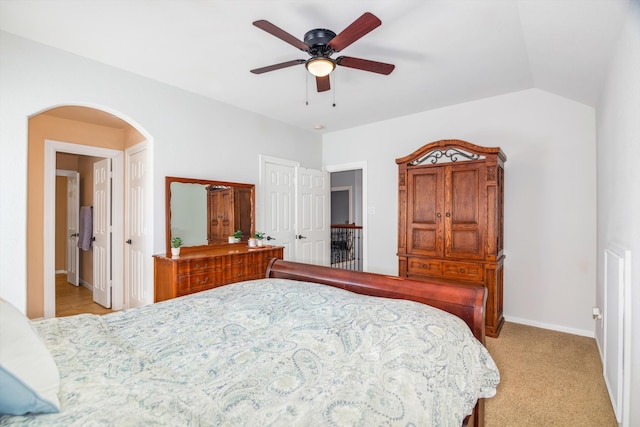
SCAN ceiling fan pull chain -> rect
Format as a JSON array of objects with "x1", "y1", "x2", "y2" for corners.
[
  {"x1": 332, "y1": 72, "x2": 336, "y2": 107},
  {"x1": 305, "y1": 70, "x2": 309, "y2": 106}
]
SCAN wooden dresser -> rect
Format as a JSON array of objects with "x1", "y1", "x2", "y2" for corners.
[
  {"x1": 397, "y1": 139, "x2": 506, "y2": 337},
  {"x1": 154, "y1": 245, "x2": 284, "y2": 302}
]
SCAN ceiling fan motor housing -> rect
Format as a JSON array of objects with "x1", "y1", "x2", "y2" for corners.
[{"x1": 304, "y1": 28, "x2": 336, "y2": 57}]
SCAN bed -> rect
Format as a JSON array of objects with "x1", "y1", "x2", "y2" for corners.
[{"x1": 0, "y1": 259, "x2": 499, "y2": 426}]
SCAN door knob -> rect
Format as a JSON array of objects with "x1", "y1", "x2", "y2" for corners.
[
  {"x1": 296, "y1": 235, "x2": 307, "y2": 239},
  {"x1": 70, "y1": 232, "x2": 79, "y2": 237},
  {"x1": 266, "y1": 236, "x2": 276, "y2": 241},
  {"x1": 126, "y1": 239, "x2": 132, "y2": 245}
]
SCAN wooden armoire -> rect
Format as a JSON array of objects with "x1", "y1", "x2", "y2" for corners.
[
  {"x1": 397, "y1": 140, "x2": 506, "y2": 337},
  {"x1": 207, "y1": 186, "x2": 253, "y2": 243}
]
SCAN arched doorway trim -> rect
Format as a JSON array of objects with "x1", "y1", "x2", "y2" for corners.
[{"x1": 44, "y1": 140, "x2": 124, "y2": 318}]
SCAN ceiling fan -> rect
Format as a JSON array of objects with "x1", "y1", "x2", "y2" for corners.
[{"x1": 250, "y1": 12, "x2": 395, "y2": 93}]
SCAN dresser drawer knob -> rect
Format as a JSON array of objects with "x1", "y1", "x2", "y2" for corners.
[
  {"x1": 195, "y1": 263, "x2": 208, "y2": 269},
  {"x1": 195, "y1": 277, "x2": 209, "y2": 284},
  {"x1": 422, "y1": 264, "x2": 428, "y2": 268},
  {"x1": 459, "y1": 268, "x2": 465, "y2": 273}
]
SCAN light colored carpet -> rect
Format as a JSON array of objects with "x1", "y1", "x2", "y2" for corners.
[{"x1": 484, "y1": 322, "x2": 617, "y2": 427}]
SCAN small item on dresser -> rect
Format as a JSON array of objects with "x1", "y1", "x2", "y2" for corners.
[{"x1": 170, "y1": 236, "x2": 183, "y2": 258}]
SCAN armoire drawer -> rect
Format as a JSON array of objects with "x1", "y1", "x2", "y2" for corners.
[
  {"x1": 407, "y1": 259, "x2": 442, "y2": 277},
  {"x1": 406, "y1": 258, "x2": 483, "y2": 283},
  {"x1": 441, "y1": 261, "x2": 483, "y2": 282}
]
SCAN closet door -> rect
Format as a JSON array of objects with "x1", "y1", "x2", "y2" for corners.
[
  {"x1": 407, "y1": 168, "x2": 444, "y2": 257},
  {"x1": 444, "y1": 162, "x2": 485, "y2": 260}
]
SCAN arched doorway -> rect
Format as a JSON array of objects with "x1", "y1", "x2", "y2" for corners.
[{"x1": 27, "y1": 105, "x2": 153, "y2": 318}]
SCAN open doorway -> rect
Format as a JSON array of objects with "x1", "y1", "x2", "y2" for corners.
[
  {"x1": 55, "y1": 153, "x2": 113, "y2": 316},
  {"x1": 327, "y1": 165, "x2": 366, "y2": 271},
  {"x1": 28, "y1": 106, "x2": 152, "y2": 319}
]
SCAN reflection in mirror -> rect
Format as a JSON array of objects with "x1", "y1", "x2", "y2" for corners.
[
  {"x1": 170, "y1": 182, "x2": 208, "y2": 247},
  {"x1": 165, "y1": 176, "x2": 255, "y2": 256}
]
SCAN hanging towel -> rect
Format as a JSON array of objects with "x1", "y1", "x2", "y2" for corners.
[{"x1": 78, "y1": 206, "x2": 93, "y2": 251}]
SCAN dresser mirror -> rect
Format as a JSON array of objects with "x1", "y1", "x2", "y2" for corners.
[{"x1": 165, "y1": 176, "x2": 255, "y2": 256}]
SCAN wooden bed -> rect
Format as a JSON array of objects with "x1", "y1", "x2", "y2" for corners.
[
  {"x1": 1, "y1": 259, "x2": 494, "y2": 427},
  {"x1": 266, "y1": 259, "x2": 488, "y2": 427}
]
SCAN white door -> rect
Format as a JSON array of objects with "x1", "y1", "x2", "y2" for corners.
[
  {"x1": 295, "y1": 167, "x2": 330, "y2": 265},
  {"x1": 125, "y1": 147, "x2": 147, "y2": 308},
  {"x1": 263, "y1": 161, "x2": 296, "y2": 260},
  {"x1": 66, "y1": 172, "x2": 80, "y2": 286},
  {"x1": 93, "y1": 158, "x2": 111, "y2": 308}
]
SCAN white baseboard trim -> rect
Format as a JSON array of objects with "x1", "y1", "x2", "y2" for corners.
[
  {"x1": 79, "y1": 279, "x2": 93, "y2": 292},
  {"x1": 595, "y1": 334, "x2": 604, "y2": 363},
  {"x1": 504, "y1": 315, "x2": 595, "y2": 338}
]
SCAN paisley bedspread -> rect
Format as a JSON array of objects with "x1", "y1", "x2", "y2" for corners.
[{"x1": 1, "y1": 278, "x2": 499, "y2": 426}]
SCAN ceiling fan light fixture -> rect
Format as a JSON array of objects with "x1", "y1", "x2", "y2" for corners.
[{"x1": 305, "y1": 57, "x2": 335, "y2": 77}]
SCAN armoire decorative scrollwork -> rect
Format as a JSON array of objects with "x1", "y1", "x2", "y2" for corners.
[{"x1": 397, "y1": 139, "x2": 506, "y2": 337}]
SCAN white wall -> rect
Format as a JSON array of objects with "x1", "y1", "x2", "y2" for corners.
[
  {"x1": 596, "y1": 0, "x2": 640, "y2": 423},
  {"x1": 323, "y1": 88, "x2": 597, "y2": 336},
  {"x1": 0, "y1": 31, "x2": 321, "y2": 311}
]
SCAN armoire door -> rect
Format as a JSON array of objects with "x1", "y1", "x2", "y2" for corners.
[
  {"x1": 407, "y1": 168, "x2": 444, "y2": 257},
  {"x1": 219, "y1": 188, "x2": 234, "y2": 238},
  {"x1": 208, "y1": 188, "x2": 234, "y2": 242},
  {"x1": 208, "y1": 190, "x2": 222, "y2": 242},
  {"x1": 444, "y1": 162, "x2": 486, "y2": 260}
]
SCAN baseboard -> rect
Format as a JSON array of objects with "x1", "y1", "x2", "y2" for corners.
[
  {"x1": 595, "y1": 333, "x2": 605, "y2": 362},
  {"x1": 55, "y1": 272, "x2": 93, "y2": 291},
  {"x1": 79, "y1": 279, "x2": 93, "y2": 291},
  {"x1": 504, "y1": 315, "x2": 595, "y2": 338}
]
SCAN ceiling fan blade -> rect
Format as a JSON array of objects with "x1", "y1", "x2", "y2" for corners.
[
  {"x1": 328, "y1": 12, "x2": 381, "y2": 52},
  {"x1": 253, "y1": 20, "x2": 309, "y2": 51},
  {"x1": 316, "y1": 75, "x2": 330, "y2": 92},
  {"x1": 250, "y1": 59, "x2": 305, "y2": 74},
  {"x1": 336, "y1": 56, "x2": 395, "y2": 75}
]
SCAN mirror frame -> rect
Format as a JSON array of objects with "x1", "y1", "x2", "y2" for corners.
[{"x1": 165, "y1": 176, "x2": 255, "y2": 256}]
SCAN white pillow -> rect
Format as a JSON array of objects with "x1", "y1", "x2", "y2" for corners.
[{"x1": 0, "y1": 297, "x2": 60, "y2": 415}]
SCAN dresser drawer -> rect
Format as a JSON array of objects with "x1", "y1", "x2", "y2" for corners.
[
  {"x1": 177, "y1": 271, "x2": 221, "y2": 295},
  {"x1": 223, "y1": 263, "x2": 252, "y2": 283},
  {"x1": 407, "y1": 259, "x2": 442, "y2": 277},
  {"x1": 221, "y1": 253, "x2": 251, "y2": 267},
  {"x1": 441, "y1": 261, "x2": 483, "y2": 282},
  {"x1": 177, "y1": 258, "x2": 221, "y2": 274}
]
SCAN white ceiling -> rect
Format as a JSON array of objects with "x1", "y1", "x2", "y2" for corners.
[{"x1": 0, "y1": 0, "x2": 629, "y2": 133}]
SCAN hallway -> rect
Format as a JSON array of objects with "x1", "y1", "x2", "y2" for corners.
[{"x1": 55, "y1": 273, "x2": 114, "y2": 317}]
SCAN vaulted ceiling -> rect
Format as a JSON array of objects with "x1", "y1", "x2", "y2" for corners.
[{"x1": 0, "y1": 0, "x2": 629, "y2": 133}]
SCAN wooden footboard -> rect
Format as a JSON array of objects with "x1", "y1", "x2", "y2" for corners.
[{"x1": 265, "y1": 259, "x2": 487, "y2": 427}]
